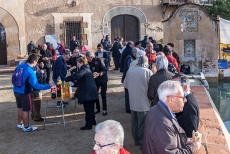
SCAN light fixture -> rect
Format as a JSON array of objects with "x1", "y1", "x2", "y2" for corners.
[{"x1": 71, "y1": 0, "x2": 76, "y2": 7}]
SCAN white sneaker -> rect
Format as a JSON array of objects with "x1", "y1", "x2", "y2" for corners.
[
  {"x1": 23, "y1": 125, "x2": 38, "y2": 132},
  {"x1": 17, "y1": 123, "x2": 24, "y2": 129}
]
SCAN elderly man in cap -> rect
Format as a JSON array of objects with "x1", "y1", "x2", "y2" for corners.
[
  {"x1": 143, "y1": 80, "x2": 202, "y2": 153},
  {"x1": 30, "y1": 49, "x2": 46, "y2": 121},
  {"x1": 123, "y1": 56, "x2": 152, "y2": 150}
]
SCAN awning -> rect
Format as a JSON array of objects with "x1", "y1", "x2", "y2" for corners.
[{"x1": 220, "y1": 17, "x2": 230, "y2": 44}]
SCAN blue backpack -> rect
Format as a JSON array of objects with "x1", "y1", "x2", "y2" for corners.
[{"x1": 12, "y1": 67, "x2": 24, "y2": 87}]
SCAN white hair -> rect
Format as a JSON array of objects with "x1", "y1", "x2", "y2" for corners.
[
  {"x1": 73, "y1": 49, "x2": 80, "y2": 53},
  {"x1": 155, "y1": 55, "x2": 168, "y2": 70},
  {"x1": 85, "y1": 51, "x2": 95, "y2": 58},
  {"x1": 132, "y1": 47, "x2": 139, "y2": 54},
  {"x1": 157, "y1": 80, "x2": 183, "y2": 102},
  {"x1": 136, "y1": 55, "x2": 148, "y2": 68},
  {"x1": 95, "y1": 120, "x2": 124, "y2": 146}
]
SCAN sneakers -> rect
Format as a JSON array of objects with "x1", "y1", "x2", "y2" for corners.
[
  {"x1": 103, "y1": 110, "x2": 107, "y2": 116},
  {"x1": 17, "y1": 123, "x2": 24, "y2": 129},
  {"x1": 63, "y1": 102, "x2": 69, "y2": 105},
  {"x1": 23, "y1": 125, "x2": 38, "y2": 132}
]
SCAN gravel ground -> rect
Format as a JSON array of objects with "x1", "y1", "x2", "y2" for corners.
[{"x1": 0, "y1": 70, "x2": 141, "y2": 154}]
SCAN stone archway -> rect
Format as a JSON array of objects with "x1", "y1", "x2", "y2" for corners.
[
  {"x1": 103, "y1": 6, "x2": 147, "y2": 40},
  {"x1": 0, "y1": 7, "x2": 19, "y2": 65}
]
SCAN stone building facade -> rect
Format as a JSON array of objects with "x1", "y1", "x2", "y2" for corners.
[
  {"x1": 163, "y1": 3, "x2": 219, "y2": 80},
  {"x1": 0, "y1": 0, "x2": 215, "y2": 70},
  {"x1": 1, "y1": 0, "x2": 171, "y2": 65}
]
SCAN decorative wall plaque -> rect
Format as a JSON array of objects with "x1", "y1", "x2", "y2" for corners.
[{"x1": 180, "y1": 10, "x2": 199, "y2": 32}]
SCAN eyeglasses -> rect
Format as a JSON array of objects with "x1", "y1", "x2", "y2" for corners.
[
  {"x1": 92, "y1": 139, "x2": 114, "y2": 149},
  {"x1": 168, "y1": 95, "x2": 186, "y2": 101}
]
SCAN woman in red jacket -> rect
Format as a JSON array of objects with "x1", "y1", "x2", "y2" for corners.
[
  {"x1": 91, "y1": 120, "x2": 130, "y2": 154},
  {"x1": 163, "y1": 45, "x2": 180, "y2": 73}
]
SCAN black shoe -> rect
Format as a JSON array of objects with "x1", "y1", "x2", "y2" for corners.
[
  {"x1": 103, "y1": 110, "x2": 107, "y2": 116},
  {"x1": 93, "y1": 121, "x2": 96, "y2": 125},
  {"x1": 63, "y1": 102, "x2": 69, "y2": 105},
  {"x1": 113, "y1": 68, "x2": 118, "y2": 70},
  {"x1": 80, "y1": 126, "x2": 92, "y2": 130},
  {"x1": 34, "y1": 117, "x2": 44, "y2": 122},
  {"x1": 94, "y1": 110, "x2": 100, "y2": 114},
  {"x1": 126, "y1": 110, "x2": 131, "y2": 113}
]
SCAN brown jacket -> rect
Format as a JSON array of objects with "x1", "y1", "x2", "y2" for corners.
[
  {"x1": 147, "y1": 69, "x2": 174, "y2": 106},
  {"x1": 142, "y1": 102, "x2": 195, "y2": 154}
]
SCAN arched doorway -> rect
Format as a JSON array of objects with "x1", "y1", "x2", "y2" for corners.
[
  {"x1": 111, "y1": 15, "x2": 139, "y2": 42},
  {"x1": 0, "y1": 24, "x2": 7, "y2": 65}
]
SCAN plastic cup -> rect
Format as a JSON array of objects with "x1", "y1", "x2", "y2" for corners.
[
  {"x1": 39, "y1": 92, "x2": 42, "y2": 99},
  {"x1": 69, "y1": 87, "x2": 72, "y2": 94}
]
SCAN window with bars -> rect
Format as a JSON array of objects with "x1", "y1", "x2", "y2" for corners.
[
  {"x1": 184, "y1": 40, "x2": 195, "y2": 58},
  {"x1": 63, "y1": 22, "x2": 82, "y2": 48}
]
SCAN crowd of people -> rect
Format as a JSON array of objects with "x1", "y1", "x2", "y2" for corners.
[{"x1": 12, "y1": 35, "x2": 202, "y2": 153}]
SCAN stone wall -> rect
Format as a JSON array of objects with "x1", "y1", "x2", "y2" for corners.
[
  {"x1": 0, "y1": 0, "x2": 27, "y2": 65},
  {"x1": 163, "y1": 3, "x2": 219, "y2": 79},
  {"x1": 24, "y1": 0, "x2": 165, "y2": 51}
]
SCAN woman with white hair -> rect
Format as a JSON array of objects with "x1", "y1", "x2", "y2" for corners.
[{"x1": 92, "y1": 120, "x2": 130, "y2": 154}]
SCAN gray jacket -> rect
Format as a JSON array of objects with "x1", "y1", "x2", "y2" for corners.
[
  {"x1": 123, "y1": 65, "x2": 152, "y2": 112},
  {"x1": 142, "y1": 102, "x2": 195, "y2": 154}
]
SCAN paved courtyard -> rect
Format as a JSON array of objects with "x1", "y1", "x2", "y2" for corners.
[{"x1": 0, "y1": 70, "x2": 141, "y2": 154}]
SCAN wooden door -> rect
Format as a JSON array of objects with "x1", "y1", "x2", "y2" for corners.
[
  {"x1": 111, "y1": 15, "x2": 139, "y2": 42},
  {"x1": 0, "y1": 24, "x2": 7, "y2": 65}
]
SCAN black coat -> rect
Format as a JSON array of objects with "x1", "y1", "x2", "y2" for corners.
[
  {"x1": 88, "y1": 58, "x2": 108, "y2": 85},
  {"x1": 121, "y1": 54, "x2": 136, "y2": 83},
  {"x1": 27, "y1": 43, "x2": 36, "y2": 55},
  {"x1": 110, "y1": 41, "x2": 122, "y2": 57},
  {"x1": 147, "y1": 69, "x2": 174, "y2": 106},
  {"x1": 39, "y1": 49, "x2": 52, "y2": 68},
  {"x1": 120, "y1": 46, "x2": 132, "y2": 72},
  {"x1": 70, "y1": 40, "x2": 79, "y2": 52},
  {"x1": 95, "y1": 51, "x2": 110, "y2": 70},
  {"x1": 141, "y1": 39, "x2": 147, "y2": 48},
  {"x1": 176, "y1": 93, "x2": 200, "y2": 137},
  {"x1": 103, "y1": 40, "x2": 111, "y2": 51},
  {"x1": 66, "y1": 56, "x2": 79, "y2": 74},
  {"x1": 65, "y1": 64, "x2": 98, "y2": 103}
]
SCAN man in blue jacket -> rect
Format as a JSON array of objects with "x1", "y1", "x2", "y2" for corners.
[
  {"x1": 52, "y1": 50, "x2": 70, "y2": 107},
  {"x1": 13, "y1": 54, "x2": 54, "y2": 132}
]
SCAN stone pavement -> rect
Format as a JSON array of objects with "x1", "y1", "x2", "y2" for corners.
[
  {"x1": 0, "y1": 65, "x2": 16, "y2": 73},
  {"x1": 0, "y1": 68, "x2": 229, "y2": 153}
]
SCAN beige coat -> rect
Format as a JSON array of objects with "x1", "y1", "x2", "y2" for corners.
[{"x1": 123, "y1": 65, "x2": 152, "y2": 112}]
